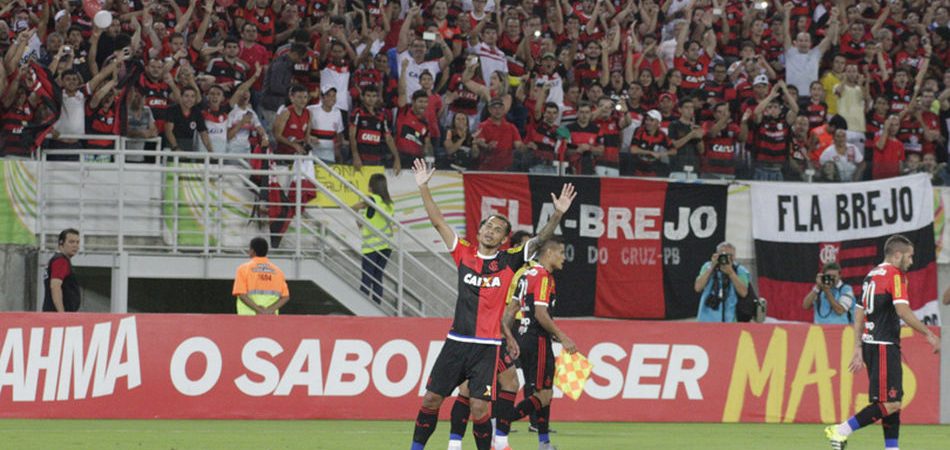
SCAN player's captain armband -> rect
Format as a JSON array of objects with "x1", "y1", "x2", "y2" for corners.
[
  {"x1": 554, "y1": 350, "x2": 593, "y2": 401},
  {"x1": 893, "y1": 275, "x2": 902, "y2": 298}
]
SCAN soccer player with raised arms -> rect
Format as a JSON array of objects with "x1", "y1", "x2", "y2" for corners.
[
  {"x1": 409, "y1": 159, "x2": 576, "y2": 450},
  {"x1": 825, "y1": 235, "x2": 940, "y2": 450}
]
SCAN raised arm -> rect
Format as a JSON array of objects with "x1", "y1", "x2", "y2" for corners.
[
  {"x1": 191, "y1": 0, "x2": 214, "y2": 53},
  {"x1": 782, "y1": 2, "x2": 793, "y2": 51},
  {"x1": 817, "y1": 10, "x2": 840, "y2": 54},
  {"x1": 174, "y1": 0, "x2": 197, "y2": 35},
  {"x1": 526, "y1": 183, "x2": 576, "y2": 256},
  {"x1": 398, "y1": 58, "x2": 409, "y2": 107},
  {"x1": 397, "y1": 5, "x2": 420, "y2": 53},
  {"x1": 412, "y1": 158, "x2": 455, "y2": 248}
]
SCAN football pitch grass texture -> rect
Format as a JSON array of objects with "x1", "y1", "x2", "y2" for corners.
[{"x1": 1, "y1": 420, "x2": 949, "y2": 449}]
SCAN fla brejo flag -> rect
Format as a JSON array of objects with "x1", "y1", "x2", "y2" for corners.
[{"x1": 751, "y1": 174, "x2": 939, "y2": 324}]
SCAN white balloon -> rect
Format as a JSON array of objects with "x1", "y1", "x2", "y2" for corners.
[{"x1": 93, "y1": 10, "x2": 112, "y2": 29}]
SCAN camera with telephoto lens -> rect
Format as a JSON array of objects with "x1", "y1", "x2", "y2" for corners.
[
  {"x1": 822, "y1": 274, "x2": 834, "y2": 286},
  {"x1": 717, "y1": 253, "x2": 730, "y2": 266}
]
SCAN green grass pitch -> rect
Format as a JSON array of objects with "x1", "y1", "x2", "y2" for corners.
[{"x1": 1, "y1": 420, "x2": 948, "y2": 449}]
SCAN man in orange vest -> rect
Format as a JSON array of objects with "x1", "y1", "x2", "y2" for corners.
[{"x1": 232, "y1": 237, "x2": 290, "y2": 315}]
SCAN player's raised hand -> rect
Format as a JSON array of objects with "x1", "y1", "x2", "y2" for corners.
[
  {"x1": 412, "y1": 158, "x2": 434, "y2": 187},
  {"x1": 551, "y1": 183, "x2": 576, "y2": 214}
]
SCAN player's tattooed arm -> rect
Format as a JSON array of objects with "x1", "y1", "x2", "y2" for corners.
[{"x1": 529, "y1": 183, "x2": 577, "y2": 255}]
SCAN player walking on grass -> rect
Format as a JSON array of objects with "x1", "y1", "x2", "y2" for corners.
[
  {"x1": 825, "y1": 235, "x2": 940, "y2": 450},
  {"x1": 499, "y1": 238, "x2": 576, "y2": 450},
  {"x1": 410, "y1": 159, "x2": 576, "y2": 450}
]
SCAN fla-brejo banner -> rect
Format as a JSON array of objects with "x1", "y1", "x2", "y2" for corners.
[
  {"x1": 0, "y1": 314, "x2": 939, "y2": 423},
  {"x1": 751, "y1": 174, "x2": 938, "y2": 324},
  {"x1": 464, "y1": 173, "x2": 728, "y2": 319}
]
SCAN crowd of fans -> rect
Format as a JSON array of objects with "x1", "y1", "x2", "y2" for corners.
[{"x1": 0, "y1": 0, "x2": 949, "y2": 183}]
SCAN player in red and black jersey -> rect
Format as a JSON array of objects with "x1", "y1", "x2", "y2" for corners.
[
  {"x1": 497, "y1": 238, "x2": 577, "y2": 450},
  {"x1": 409, "y1": 159, "x2": 576, "y2": 450},
  {"x1": 349, "y1": 88, "x2": 400, "y2": 173},
  {"x1": 825, "y1": 235, "x2": 940, "y2": 450}
]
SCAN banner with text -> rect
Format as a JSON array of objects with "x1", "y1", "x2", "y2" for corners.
[
  {"x1": 751, "y1": 175, "x2": 939, "y2": 323},
  {"x1": 0, "y1": 314, "x2": 939, "y2": 423},
  {"x1": 463, "y1": 174, "x2": 727, "y2": 319}
]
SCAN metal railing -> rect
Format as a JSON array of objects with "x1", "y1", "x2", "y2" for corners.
[{"x1": 35, "y1": 135, "x2": 458, "y2": 317}]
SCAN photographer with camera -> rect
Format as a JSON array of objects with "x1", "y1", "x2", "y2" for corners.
[
  {"x1": 802, "y1": 262, "x2": 855, "y2": 324},
  {"x1": 694, "y1": 242, "x2": 750, "y2": 322}
]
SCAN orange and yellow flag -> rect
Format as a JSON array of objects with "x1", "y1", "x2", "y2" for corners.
[{"x1": 554, "y1": 349, "x2": 593, "y2": 401}]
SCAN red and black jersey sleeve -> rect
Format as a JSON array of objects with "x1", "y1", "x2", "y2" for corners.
[
  {"x1": 530, "y1": 269, "x2": 555, "y2": 307},
  {"x1": 860, "y1": 264, "x2": 907, "y2": 344},
  {"x1": 49, "y1": 257, "x2": 71, "y2": 280}
]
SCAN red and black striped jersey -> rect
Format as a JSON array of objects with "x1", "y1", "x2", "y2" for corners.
[
  {"x1": 205, "y1": 57, "x2": 249, "y2": 89},
  {"x1": 702, "y1": 122, "x2": 741, "y2": 174},
  {"x1": 447, "y1": 73, "x2": 481, "y2": 116},
  {"x1": 0, "y1": 100, "x2": 35, "y2": 156},
  {"x1": 395, "y1": 106, "x2": 428, "y2": 157},
  {"x1": 512, "y1": 264, "x2": 557, "y2": 338},
  {"x1": 859, "y1": 263, "x2": 908, "y2": 345},
  {"x1": 885, "y1": 86, "x2": 913, "y2": 115},
  {"x1": 526, "y1": 121, "x2": 560, "y2": 161},
  {"x1": 673, "y1": 54, "x2": 710, "y2": 91},
  {"x1": 595, "y1": 116, "x2": 622, "y2": 164},
  {"x1": 136, "y1": 74, "x2": 173, "y2": 120},
  {"x1": 242, "y1": 7, "x2": 276, "y2": 48},
  {"x1": 351, "y1": 106, "x2": 390, "y2": 160},
  {"x1": 752, "y1": 116, "x2": 789, "y2": 163},
  {"x1": 449, "y1": 236, "x2": 530, "y2": 344},
  {"x1": 86, "y1": 101, "x2": 120, "y2": 149},
  {"x1": 803, "y1": 101, "x2": 828, "y2": 131}
]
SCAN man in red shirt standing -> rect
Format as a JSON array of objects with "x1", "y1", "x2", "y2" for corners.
[
  {"x1": 395, "y1": 90, "x2": 432, "y2": 169},
  {"x1": 474, "y1": 97, "x2": 524, "y2": 172},
  {"x1": 871, "y1": 115, "x2": 906, "y2": 179},
  {"x1": 239, "y1": 23, "x2": 272, "y2": 92}
]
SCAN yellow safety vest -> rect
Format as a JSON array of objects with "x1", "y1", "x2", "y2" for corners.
[{"x1": 361, "y1": 193, "x2": 395, "y2": 254}]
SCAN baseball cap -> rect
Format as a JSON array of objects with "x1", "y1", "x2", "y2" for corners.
[
  {"x1": 321, "y1": 86, "x2": 337, "y2": 95},
  {"x1": 489, "y1": 97, "x2": 505, "y2": 107},
  {"x1": 658, "y1": 92, "x2": 675, "y2": 103},
  {"x1": 753, "y1": 74, "x2": 770, "y2": 86},
  {"x1": 541, "y1": 52, "x2": 556, "y2": 60},
  {"x1": 646, "y1": 109, "x2": 662, "y2": 121}
]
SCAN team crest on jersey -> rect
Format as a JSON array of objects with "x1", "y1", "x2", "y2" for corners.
[
  {"x1": 464, "y1": 273, "x2": 501, "y2": 288},
  {"x1": 488, "y1": 260, "x2": 499, "y2": 272}
]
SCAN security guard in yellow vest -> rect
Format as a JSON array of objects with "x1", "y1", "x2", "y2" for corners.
[{"x1": 352, "y1": 174, "x2": 395, "y2": 304}]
